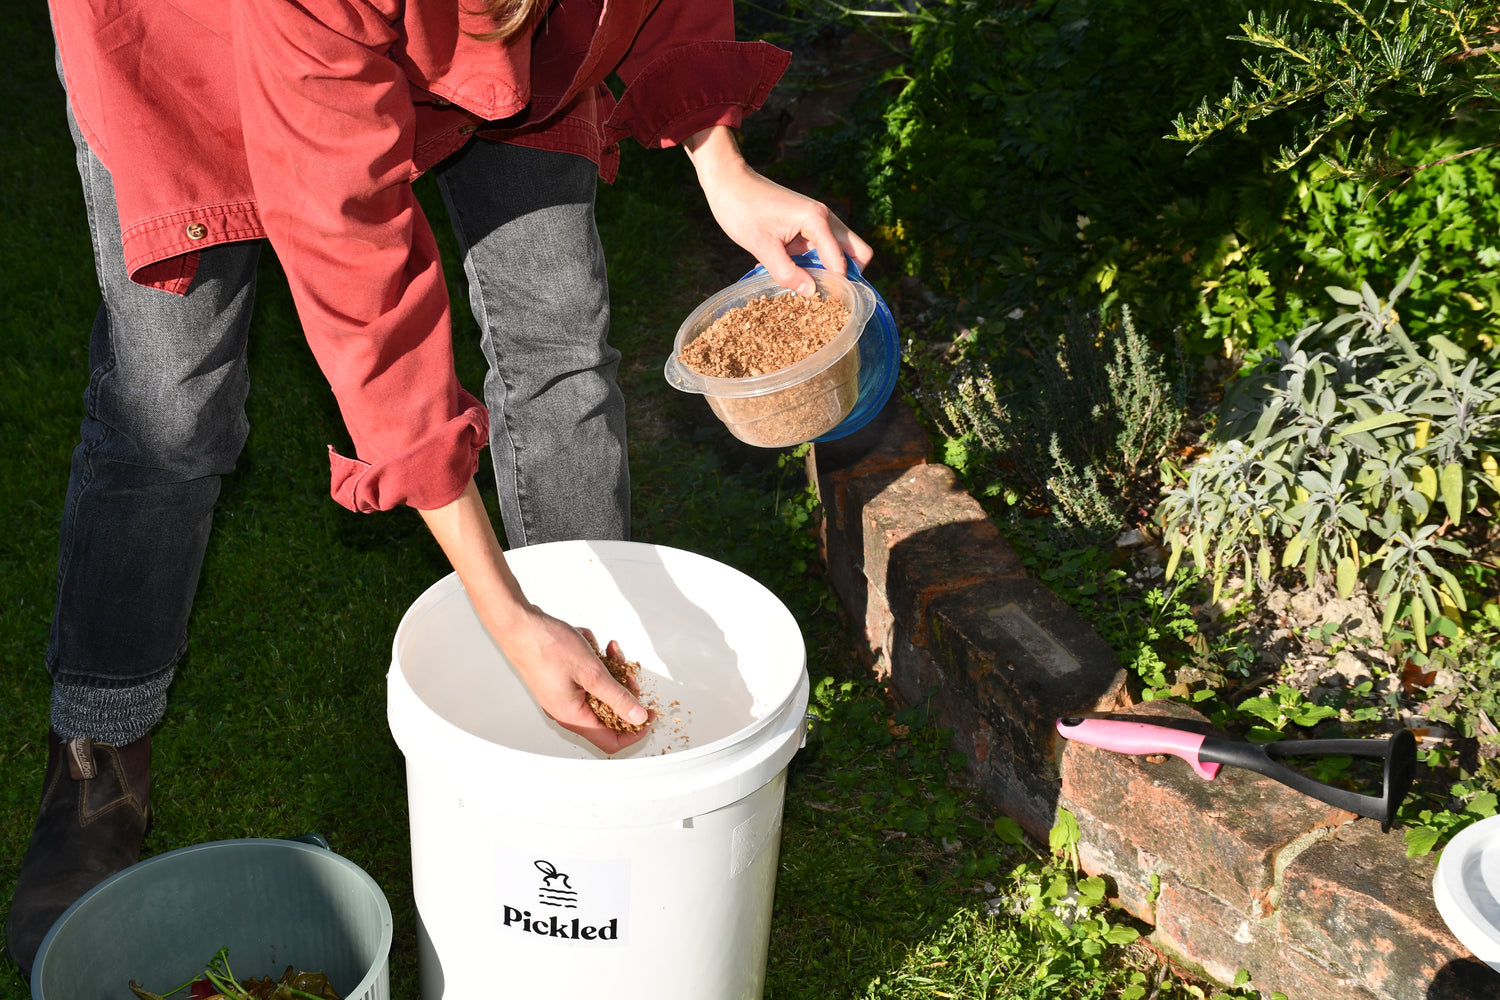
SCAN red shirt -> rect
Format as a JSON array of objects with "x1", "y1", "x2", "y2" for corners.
[{"x1": 50, "y1": 0, "x2": 789, "y2": 511}]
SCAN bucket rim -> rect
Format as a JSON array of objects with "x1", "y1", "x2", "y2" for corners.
[
  {"x1": 31, "y1": 837, "x2": 394, "y2": 999},
  {"x1": 1433, "y1": 813, "x2": 1500, "y2": 970},
  {"x1": 389, "y1": 651, "x2": 809, "y2": 773},
  {"x1": 390, "y1": 667, "x2": 810, "y2": 825},
  {"x1": 389, "y1": 540, "x2": 808, "y2": 771}
]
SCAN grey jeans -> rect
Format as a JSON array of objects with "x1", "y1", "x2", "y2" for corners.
[{"x1": 50, "y1": 118, "x2": 628, "y2": 744}]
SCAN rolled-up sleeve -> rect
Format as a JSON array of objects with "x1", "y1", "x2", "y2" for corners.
[
  {"x1": 604, "y1": 2, "x2": 790, "y2": 149},
  {"x1": 328, "y1": 389, "x2": 488, "y2": 512},
  {"x1": 231, "y1": 0, "x2": 484, "y2": 512}
]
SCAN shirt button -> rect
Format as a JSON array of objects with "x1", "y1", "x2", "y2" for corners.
[
  {"x1": 185, "y1": 222, "x2": 208, "y2": 240},
  {"x1": 459, "y1": 124, "x2": 476, "y2": 135}
]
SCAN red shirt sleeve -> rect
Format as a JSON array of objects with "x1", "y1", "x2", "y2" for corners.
[
  {"x1": 604, "y1": 1, "x2": 791, "y2": 149},
  {"x1": 231, "y1": 0, "x2": 486, "y2": 513}
]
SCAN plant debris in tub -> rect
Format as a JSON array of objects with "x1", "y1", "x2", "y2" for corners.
[
  {"x1": 677, "y1": 292, "x2": 850, "y2": 378},
  {"x1": 129, "y1": 946, "x2": 343, "y2": 1000}
]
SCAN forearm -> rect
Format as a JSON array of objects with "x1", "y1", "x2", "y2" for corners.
[
  {"x1": 415, "y1": 480, "x2": 533, "y2": 637},
  {"x1": 683, "y1": 124, "x2": 752, "y2": 184}
]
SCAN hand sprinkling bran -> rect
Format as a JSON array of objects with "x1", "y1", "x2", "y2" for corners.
[{"x1": 582, "y1": 632, "x2": 652, "y2": 734}]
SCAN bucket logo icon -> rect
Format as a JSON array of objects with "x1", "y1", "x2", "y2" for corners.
[
  {"x1": 534, "y1": 860, "x2": 577, "y2": 909},
  {"x1": 495, "y1": 846, "x2": 629, "y2": 946}
]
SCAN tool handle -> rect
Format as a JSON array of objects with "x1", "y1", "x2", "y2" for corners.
[{"x1": 1056, "y1": 717, "x2": 1221, "y2": 780}]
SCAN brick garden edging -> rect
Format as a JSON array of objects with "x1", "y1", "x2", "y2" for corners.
[{"x1": 806, "y1": 396, "x2": 1500, "y2": 1000}]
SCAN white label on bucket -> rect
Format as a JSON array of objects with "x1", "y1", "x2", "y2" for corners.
[{"x1": 494, "y1": 845, "x2": 629, "y2": 947}]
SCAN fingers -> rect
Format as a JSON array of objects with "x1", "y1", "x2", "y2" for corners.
[
  {"x1": 566, "y1": 630, "x2": 649, "y2": 743},
  {"x1": 838, "y1": 225, "x2": 875, "y2": 271},
  {"x1": 603, "y1": 639, "x2": 641, "y2": 695},
  {"x1": 763, "y1": 205, "x2": 875, "y2": 296},
  {"x1": 505, "y1": 617, "x2": 655, "y2": 755},
  {"x1": 759, "y1": 245, "x2": 818, "y2": 297},
  {"x1": 538, "y1": 667, "x2": 652, "y2": 754},
  {"x1": 557, "y1": 715, "x2": 655, "y2": 754},
  {"x1": 552, "y1": 697, "x2": 654, "y2": 752},
  {"x1": 805, "y1": 208, "x2": 875, "y2": 277},
  {"x1": 589, "y1": 669, "x2": 650, "y2": 730}
]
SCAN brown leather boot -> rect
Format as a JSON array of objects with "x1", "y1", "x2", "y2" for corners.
[{"x1": 3, "y1": 731, "x2": 151, "y2": 978}]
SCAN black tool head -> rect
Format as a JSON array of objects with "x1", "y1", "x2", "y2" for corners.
[
  {"x1": 1380, "y1": 728, "x2": 1418, "y2": 832},
  {"x1": 1213, "y1": 728, "x2": 1419, "y2": 832}
]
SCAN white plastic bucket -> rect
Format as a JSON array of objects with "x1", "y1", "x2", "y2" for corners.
[
  {"x1": 1433, "y1": 813, "x2": 1500, "y2": 971},
  {"x1": 387, "y1": 540, "x2": 810, "y2": 1000}
]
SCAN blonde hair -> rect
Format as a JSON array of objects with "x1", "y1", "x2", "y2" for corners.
[{"x1": 469, "y1": 0, "x2": 549, "y2": 40}]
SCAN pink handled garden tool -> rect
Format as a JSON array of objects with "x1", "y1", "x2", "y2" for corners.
[{"x1": 1056, "y1": 716, "x2": 1417, "y2": 832}]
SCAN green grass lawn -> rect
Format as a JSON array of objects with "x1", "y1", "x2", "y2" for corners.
[{"x1": 0, "y1": 4, "x2": 1258, "y2": 998}]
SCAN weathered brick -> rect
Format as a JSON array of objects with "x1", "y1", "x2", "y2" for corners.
[
  {"x1": 817, "y1": 511, "x2": 869, "y2": 633},
  {"x1": 862, "y1": 579, "x2": 896, "y2": 680},
  {"x1": 1249, "y1": 937, "x2": 1394, "y2": 1000},
  {"x1": 1278, "y1": 822, "x2": 1500, "y2": 999},
  {"x1": 973, "y1": 745, "x2": 1064, "y2": 843},
  {"x1": 1059, "y1": 702, "x2": 1357, "y2": 912},
  {"x1": 857, "y1": 464, "x2": 1018, "y2": 607},
  {"x1": 886, "y1": 624, "x2": 944, "y2": 705},
  {"x1": 925, "y1": 576, "x2": 1127, "y2": 763},
  {"x1": 808, "y1": 396, "x2": 929, "y2": 576},
  {"x1": 869, "y1": 477, "x2": 1024, "y2": 649},
  {"x1": 808, "y1": 395, "x2": 931, "y2": 520},
  {"x1": 806, "y1": 395, "x2": 1486, "y2": 999},
  {"x1": 1151, "y1": 877, "x2": 1293, "y2": 993},
  {"x1": 1069, "y1": 800, "x2": 1163, "y2": 923},
  {"x1": 896, "y1": 575, "x2": 1126, "y2": 840},
  {"x1": 810, "y1": 397, "x2": 930, "y2": 647},
  {"x1": 885, "y1": 629, "x2": 1061, "y2": 839},
  {"x1": 888, "y1": 636, "x2": 993, "y2": 764}
]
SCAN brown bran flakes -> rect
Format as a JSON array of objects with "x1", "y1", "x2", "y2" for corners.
[
  {"x1": 583, "y1": 635, "x2": 650, "y2": 734},
  {"x1": 677, "y1": 292, "x2": 850, "y2": 378}
]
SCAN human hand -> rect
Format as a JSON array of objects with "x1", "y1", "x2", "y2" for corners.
[
  {"x1": 684, "y1": 125, "x2": 873, "y2": 296},
  {"x1": 415, "y1": 481, "x2": 651, "y2": 755},
  {"x1": 494, "y1": 608, "x2": 653, "y2": 754}
]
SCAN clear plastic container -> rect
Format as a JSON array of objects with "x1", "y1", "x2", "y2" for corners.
[
  {"x1": 664, "y1": 268, "x2": 876, "y2": 448},
  {"x1": 736, "y1": 251, "x2": 901, "y2": 444}
]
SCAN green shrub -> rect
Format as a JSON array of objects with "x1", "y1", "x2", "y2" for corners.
[
  {"x1": 1163, "y1": 0, "x2": 1500, "y2": 351},
  {"x1": 1156, "y1": 261, "x2": 1500, "y2": 648},
  {"x1": 909, "y1": 305, "x2": 1185, "y2": 543},
  {"x1": 1182, "y1": 121, "x2": 1500, "y2": 353},
  {"x1": 810, "y1": 0, "x2": 1266, "y2": 345},
  {"x1": 802, "y1": 0, "x2": 1500, "y2": 362}
]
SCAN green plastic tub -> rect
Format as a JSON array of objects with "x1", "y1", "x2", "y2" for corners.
[{"x1": 30, "y1": 837, "x2": 391, "y2": 1000}]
